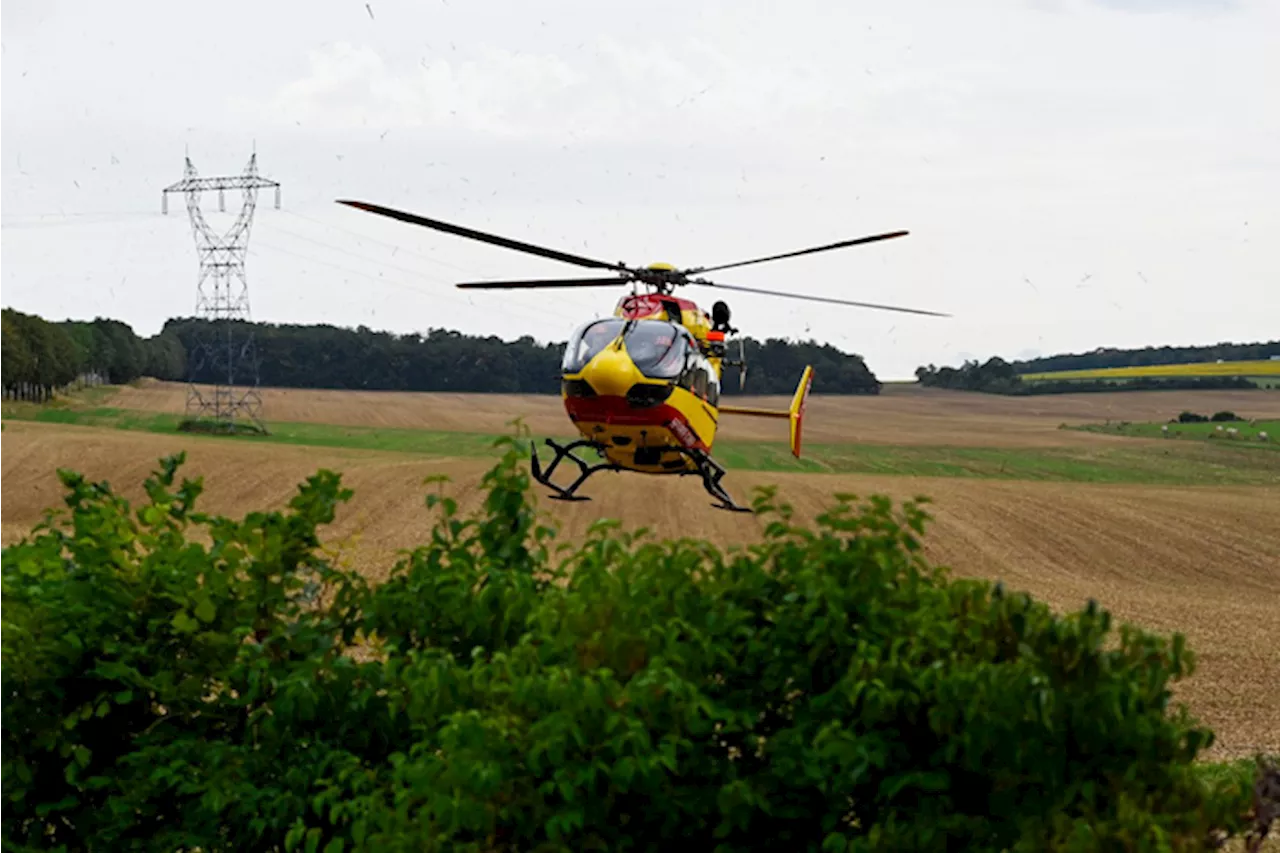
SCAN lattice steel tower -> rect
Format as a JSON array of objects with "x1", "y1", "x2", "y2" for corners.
[{"x1": 163, "y1": 152, "x2": 280, "y2": 434}]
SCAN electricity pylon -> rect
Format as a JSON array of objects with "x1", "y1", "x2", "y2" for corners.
[{"x1": 163, "y1": 152, "x2": 279, "y2": 434}]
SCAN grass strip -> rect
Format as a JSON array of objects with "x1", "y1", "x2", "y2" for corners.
[{"x1": 5, "y1": 404, "x2": 1279, "y2": 486}]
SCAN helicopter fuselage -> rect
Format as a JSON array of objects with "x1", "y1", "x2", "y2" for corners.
[
  {"x1": 559, "y1": 293, "x2": 725, "y2": 474},
  {"x1": 334, "y1": 197, "x2": 923, "y2": 510}
]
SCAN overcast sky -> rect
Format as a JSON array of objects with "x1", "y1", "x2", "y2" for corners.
[{"x1": 3, "y1": 0, "x2": 1276, "y2": 380}]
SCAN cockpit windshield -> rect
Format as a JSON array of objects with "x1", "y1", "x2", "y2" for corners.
[
  {"x1": 560, "y1": 318, "x2": 693, "y2": 379},
  {"x1": 561, "y1": 318, "x2": 626, "y2": 373},
  {"x1": 624, "y1": 320, "x2": 691, "y2": 379}
]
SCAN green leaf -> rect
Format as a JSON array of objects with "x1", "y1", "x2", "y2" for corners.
[
  {"x1": 171, "y1": 610, "x2": 198, "y2": 634},
  {"x1": 194, "y1": 596, "x2": 217, "y2": 623},
  {"x1": 284, "y1": 821, "x2": 306, "y2": 851},
  {"x1": 822, "y1": 832, "x2": 849, "y2": 852}
]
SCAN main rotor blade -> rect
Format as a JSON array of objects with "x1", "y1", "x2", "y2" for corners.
[
  {"x1": 336, "y1": 200, "x2": 628, "y2": 272},
  {"x1": 691, "y1": 230, "x2": 910, "y2": 274},
  {"x1": 455, "y1": 276, "x2": 630, "y2": 290},
  {"x1": 689, "y1": 278, "x2": 950, "y2": 317}
]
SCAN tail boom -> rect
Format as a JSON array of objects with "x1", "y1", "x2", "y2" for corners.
[{"x1": 718, "y1": 365, "x2": 814, "y2": 458}]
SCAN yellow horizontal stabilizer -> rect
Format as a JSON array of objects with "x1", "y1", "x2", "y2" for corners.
[{"x1": 718, "y1": 405, "x2": 790, "y2": 419}]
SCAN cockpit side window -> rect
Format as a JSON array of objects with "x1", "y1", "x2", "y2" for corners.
[{"x1": 677, "y1": 349, "x2": 720, "y2": 405}]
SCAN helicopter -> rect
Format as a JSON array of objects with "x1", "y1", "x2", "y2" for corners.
[{"x1": 336, "y1": 199, "x2": 948, "y2": 512}]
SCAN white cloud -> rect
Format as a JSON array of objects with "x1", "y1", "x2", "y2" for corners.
[{"x1": 234, "y1": 35, "x2": 879, "y2": 146}]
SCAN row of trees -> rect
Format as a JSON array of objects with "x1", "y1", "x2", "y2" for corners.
[
  {"x1": 915, "y1": 357, "x2": 1025, "y2": 395},
  {"x1": 1, "y1": 309, "x2": 185, "y2": 402},
  {"x1": 914, "y1": 358, "x2": 1260, "y2": 396},
  {"x1": 3, "y1": 308, "x2": 881, "y2": 399},
  {"x1": 1011, "y1": 340, "x2": 1280, "y2": 374},
  {"x1": 161, "y1": 318, "x2": 882, "y2": 395}
]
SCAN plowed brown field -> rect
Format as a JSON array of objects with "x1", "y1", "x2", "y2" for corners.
[
  {"x1": 4, "y1": 407, "x2": 1278, "y2": 760},
  {"x1": 105, "y1": 380, "x2": 1280, "y2": 447}
]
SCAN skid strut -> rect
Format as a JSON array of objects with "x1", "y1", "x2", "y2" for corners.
[
  {"x1": 690, "y1": 449, "x2": 753, "y2": 513},
  {"x1": 528, "y1": 437, "x2": 752, "y2": 512},
  {"x1": 529, "y1": 438, "x2": 621, "y2": 502}
]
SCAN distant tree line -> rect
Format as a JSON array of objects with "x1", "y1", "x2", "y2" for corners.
[
  {"x1": 1011, "y1": 340, "x2": 1280, "y2": 374},
  {"x1": 914, "y1": 358, "x2": 1259, "y2": 396},
  {"x1": 161, "y1": 317, "x2": 882, "y2": 395},
  {"x1": 2, "y1": 308, "x2": 185, "y2": 402},
  {"x1": 2, "y1": 309, "x2": 882, "y2": 399}
]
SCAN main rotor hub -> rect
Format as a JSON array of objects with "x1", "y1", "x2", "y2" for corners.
[{"x1": 632, "y1": 263, "x2": 688, "y2": 295}]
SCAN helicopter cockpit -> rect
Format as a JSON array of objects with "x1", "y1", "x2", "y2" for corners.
[
  {"x1": 561, "y1": 317, "x2": 721, "y2": 404},
  {"x1": 561, "y1": 318, "x2": 694, "y2": 380}
]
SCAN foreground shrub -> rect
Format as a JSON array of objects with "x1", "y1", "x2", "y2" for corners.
[{"x1": 1, "y1": 436, "x2": 1259, "y2": 850}]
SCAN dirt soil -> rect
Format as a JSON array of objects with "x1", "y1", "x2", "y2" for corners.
[
  {"x1": 4, "y1": 418, "x2": 1277, "y2": 761},
  {"x1": 105, "y1": 380, "x2": 1280, "y2": 448}
]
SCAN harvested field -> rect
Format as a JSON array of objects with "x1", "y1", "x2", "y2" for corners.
[
  {"x1": 1021, "y1": 359, "x2": 1280, "y2": 381},
  {"x1": 3, "y1": 417, "x2": 1278, "y2": 761},
  {"x1": 104, "y1": 380, "x2": 1280, "y2": 448}
]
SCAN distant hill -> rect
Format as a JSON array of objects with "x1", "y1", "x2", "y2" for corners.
[{"x1": 1011, "y1": 340, "x2": 1280, "y2": 374}]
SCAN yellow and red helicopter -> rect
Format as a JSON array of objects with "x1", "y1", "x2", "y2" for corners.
[{"x1": 336, "y1": 200, "x2": 947, "y2": 511}]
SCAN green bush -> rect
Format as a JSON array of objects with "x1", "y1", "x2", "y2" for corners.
[{"x1": 2, "y1": 435, "x2": 1256, "y2": 851}]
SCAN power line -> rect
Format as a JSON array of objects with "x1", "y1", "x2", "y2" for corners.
[
  {"x1": 255, "y1": 216, "x2": 590, "y2": 331},
  {"x1": 260, "y1": 219, "x2": 467, "y2": 283},
  {"x1": 248, "y1": 236, "x2": 577, "y2": 335},
  {"x1": 282, "y1": 208, "x2": 479, "y2": 276},
  {"x1": 276, "y1": 210, "x2": 617, "y2": 334},
  {"x1": 2, "y1": 210, "x2": 157, "y2": 219}
]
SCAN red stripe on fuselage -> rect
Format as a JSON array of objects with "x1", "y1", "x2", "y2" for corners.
[{"x1": 563, "y1": 395, "x2": 708, "y2": 449}]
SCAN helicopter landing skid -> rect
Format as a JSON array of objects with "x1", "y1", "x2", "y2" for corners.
[
  {"x1": 529, "y1": 438, "x2": 621, "y2": 502},
  {"x1": 528, "y1": 437, "x2": 752, "y2": 513},
  {"x1": 690, "y1": 449, "x2": 753, "y2": 513}
]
